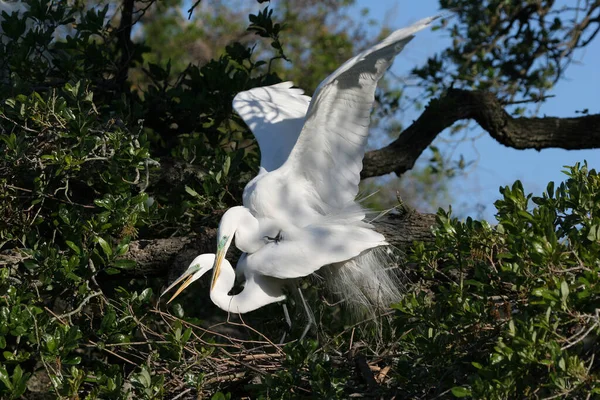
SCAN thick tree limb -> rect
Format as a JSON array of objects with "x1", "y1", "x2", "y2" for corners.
[
  {"x1": 117, "y1": 211, "x2": 437, "y2": 279},
  {"x1": 361, "y1": 89, "x2": 600, "y2": 179}
]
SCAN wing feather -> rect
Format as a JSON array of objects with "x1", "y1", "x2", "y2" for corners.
[
  {"x1": 233, "y1": 82, "x2": 311, "y2": 172},
  {"x1": 283, "y1": 15, "x2": 441, "y2": 208},
  {"x1": 245, "y1": 223, "x2": 387, "y2": 280}
]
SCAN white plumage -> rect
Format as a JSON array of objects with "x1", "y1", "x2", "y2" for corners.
[
  {"x1": 232, "y1": 81, "x2": 310, "y2": 172},
  {"x1": 163, "y1": 14, "x2": 441, "y2": 321}
]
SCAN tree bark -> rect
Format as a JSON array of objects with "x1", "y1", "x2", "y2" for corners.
[
  {"x1": 117, "y1": 211, "x2": 437, "y2": 279},
  {"x1": 361, "y1": 89, "x2": 600, "y2": 178}
]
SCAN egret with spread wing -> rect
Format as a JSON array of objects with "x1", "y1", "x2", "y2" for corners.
[{"x1": 165, "y1": 15, "x2": 440, "y2": 321}]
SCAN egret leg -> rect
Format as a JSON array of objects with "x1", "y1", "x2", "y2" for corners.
[
  {"x1": 298, "y1": 288, "x2": 314, "y2": 341},
  {"x1": 279, "y1": 303, "x2": 292, "y2": 344}
]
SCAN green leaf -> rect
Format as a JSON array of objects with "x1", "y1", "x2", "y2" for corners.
[
  {"x1": 138, "y1": 288, "x2": 153, "y2": 303},
  {"x1": 44, "y1": 333, "x2": 57, "y2": 353},
  {"x1": 558, "y1": 357, "x2": 566, "y2": 371},
  {"x1": 11, "y1": 365, "x2": 23, "y2": 387},
  {"x1": 464, "y1": 279, "x2": 485, "y2": 288},
  {"x1": 560, "y1": 281, "x2": 569, "y2": 302},
  {"x1": 185, "y1": 185, "x2": 201, "y2": 198},
  {"x1": 546, "y1": 181, "x2": 554, "y2": 197},
  {"x1": 587, "y1": 224, "x2": 600, "y2": 241},
  {"x1": 111, "y1": 259, "x2": 136, "y2": 270},
  {"x1": 181, "y1": 327, "x2": 192, "y2": 344},
  {"x1": 63, "y1": 356, "x2": 82, "y2": 365},
  {"x1": 490, "y1": 353, "x2": 504, "y2": 365},
  {"x1": 65, "y1": 240, "x2": 81, "y2": 255},
  {"x1": 97, "y1": 237, "x2": 112, "y2": 257},
  {"x1": 451, "y1": 386, "x2": 471, "y2": 397},
  {"x1": 115, "y1": 242, "x2": 130, "y2": 256},
  {"x1": 223, "y1": 155, "x2": 231, "y2": 177},
  {"x1": 104, "y1": 267, "x2": 121, "y2": 275},
  {"x1": 0, "y1": 365, "x2": 12, "y2": 390}
]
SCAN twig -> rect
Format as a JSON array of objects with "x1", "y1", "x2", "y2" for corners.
[
  {"x1": 219, "y1": 348, "x2": 267, "y2": 376},
  {"x1": 229, "y1": 311, "x2": 285, "y2": 354},
  {"x1": 204, "y1": 371, "x2": 246, "y2": 385},
  {"x1": 44, "y1": 307, "x2": 68, "y2": 325},
  {"x1": 6, "y1": 184, "x2": 96, "y2": 209},
  {"x1": 88, "y1": 340, "x2": 139, "y2": 366},
  {"x1": 187, "y1": 0, "x2": 202, "y2": 19},
  {"x1": 171, "y1": 388, "x2": 193, "y2": 400},
  {"x1": 349, "y1": 327, "x2": 356, "y2": 353},
  {"x1": 241, "y1": 353, "x2": 283, "y2": 361},
  {"x1": 26, "y1": 308, "x2": 63, "y2": 398},
  {"x1": 561, "y1": 309, "x2": 599, "y2": 350},
  {"x1": 0, "y1": 113, "x2": 38, "y2": 132},
  {"x1": 55, "y1": 291, "x2": 104, "y2": 321}
]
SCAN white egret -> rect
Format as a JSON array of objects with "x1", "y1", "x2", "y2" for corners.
[{"x1": 164, "y1": 15, "x2": 441, "y2": 321}]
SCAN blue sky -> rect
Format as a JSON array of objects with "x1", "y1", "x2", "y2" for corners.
[{"x1": 349, "y1": 1, "x2": 600, "y2": 220}]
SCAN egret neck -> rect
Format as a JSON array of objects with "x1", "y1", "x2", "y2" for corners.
[{"x1": 208, "y1": 255, "x2": 261, "y2": 313}]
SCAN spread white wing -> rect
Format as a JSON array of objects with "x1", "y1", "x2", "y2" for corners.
[
  {"x1": 233, "y1": 81, "x2": 311, "y2": 172},
  {"x1": 282, "y1": 15, "x2": 441, "y2": 209}
]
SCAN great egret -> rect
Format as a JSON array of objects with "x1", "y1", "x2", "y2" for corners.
[{"x1": 164, "y1": 15, "x2": 441, "y2": 321}]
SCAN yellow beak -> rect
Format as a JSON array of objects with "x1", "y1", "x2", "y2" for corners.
[
  {"x1": 167, "y1": 274, "x2": 195, "y2": 304},
  {"x1": 211, "y1": 249, "x2": 225, "y2": 290},
  {"x1": 161, "y1": 254, "x2": 218, "y2": 304}
]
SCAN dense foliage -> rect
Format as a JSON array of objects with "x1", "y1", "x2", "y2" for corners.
[
  {"x1": 395, "y1": 164, "x2": 600, "y2": 398},
  {"x1": 1, "y1": 0, "x2": 599, "y2": 399}
]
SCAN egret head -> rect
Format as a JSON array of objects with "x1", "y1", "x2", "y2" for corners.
[{"x1": 162, "y1": 254, "x2": 216, "y2": 303}]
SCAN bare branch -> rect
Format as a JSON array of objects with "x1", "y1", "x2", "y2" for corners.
[{"x1": 361, "y1": 89, "x2": 600, "y2": 179}]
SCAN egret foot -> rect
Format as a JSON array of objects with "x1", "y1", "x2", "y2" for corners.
[
  {"x1": 279, "y1": 303, "x2": 292, "y2": 344},
  {"x1": 298, "y1": 288, "x2": 314, "y2": 341}
]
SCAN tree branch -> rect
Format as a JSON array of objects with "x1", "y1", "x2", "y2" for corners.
[
  {"x1": 116, "y1": 0, "x2": 135, "y2": 89},
  {"x1": 361, "y1": 89, "x2": 600, "y2": 179},
  {"x1": 115, "y1": 211, "x2": 437, "y2": 279}
]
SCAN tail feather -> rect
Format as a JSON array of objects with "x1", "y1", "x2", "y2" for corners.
[{"x1": 321, "y1": 245, "x2": 403, "y2": 320}]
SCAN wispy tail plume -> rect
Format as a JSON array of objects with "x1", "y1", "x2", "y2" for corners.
[{"x1": 322, "y1": 245, "x2": 403, "y2": 321}]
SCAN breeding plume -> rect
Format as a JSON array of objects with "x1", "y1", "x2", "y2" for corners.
[{"x1": 164, "y1": 15, "x2": 440, "y2": 320}]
